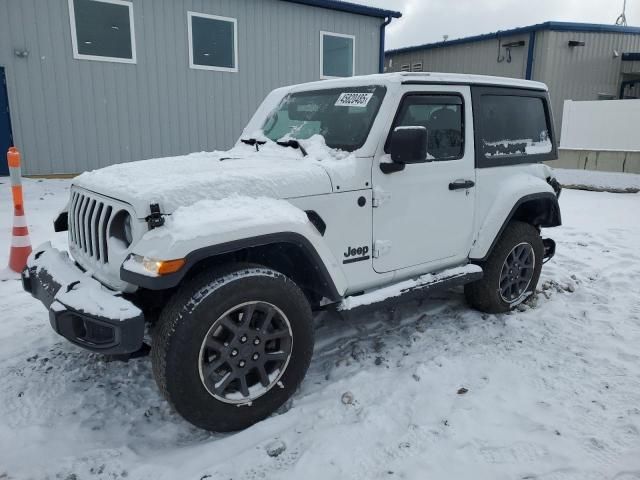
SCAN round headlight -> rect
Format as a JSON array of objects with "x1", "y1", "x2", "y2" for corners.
[{"x1": 109, "y1": 210, "x2": 134, "y2": 248}]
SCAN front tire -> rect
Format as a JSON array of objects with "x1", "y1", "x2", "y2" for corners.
[
  {"x1": 465, "y1": 221, "x2": 544, "y2": 313},
  {"x1": 152, "y1": 264, "x2": 314, "y2": 432}
]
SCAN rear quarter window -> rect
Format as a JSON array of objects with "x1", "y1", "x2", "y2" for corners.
[{"x1": 472, "y1": 87, "x2": 557, "y2": 168}]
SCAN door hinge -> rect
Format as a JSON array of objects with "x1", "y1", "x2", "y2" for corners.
[
  {"x1": 372, "y1": 187, "x2": 391, "y2": 208},
  {"x1": 373, "y1": 240, "x2": 392, "y2": 258}
]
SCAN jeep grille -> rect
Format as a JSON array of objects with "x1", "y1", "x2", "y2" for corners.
[{"x1": 68, "y1": 188, "x2": 119, "y2": 264}]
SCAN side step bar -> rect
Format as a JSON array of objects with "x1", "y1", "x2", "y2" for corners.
[{"x1": 338, "y1": 264, "x2": 483, "y2": 313}]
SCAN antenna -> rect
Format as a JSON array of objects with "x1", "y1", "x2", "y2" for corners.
[{"x1": 616, "y1": 0, "x2": 628, "y2": 26}]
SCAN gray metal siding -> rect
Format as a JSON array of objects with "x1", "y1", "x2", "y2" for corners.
[
  {"x1": 386, "y1": 33, "x2": 531, "y2": 79},
  {"x1": 0, "y1": 0, "x2": 382, "y2": 175},
  {"x1": 536, "y1": 30, "x2": 640, "y2": 129}
]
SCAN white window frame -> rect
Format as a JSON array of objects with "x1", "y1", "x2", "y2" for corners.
[
  {"x1": 68, "y1": 0, "x2": 137, "y2": 64},
  {"x1": 188, "y1": 11, "x2": 238, "y2": 73},
  {"x1": 320, "y1": 31, "x2": 355, "y2": 79}
]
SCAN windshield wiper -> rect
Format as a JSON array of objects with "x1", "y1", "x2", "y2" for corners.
[
  {"x1": 241, "y1": 138, "x2": 267, "y2": 151},
  {"x1": 276, "y1": 139, "x2": 308, "y2": 157}
]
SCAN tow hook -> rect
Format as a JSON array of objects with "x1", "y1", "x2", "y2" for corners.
[{"x1": 146, "y1": 203, "x2": 165, "y2": 229}]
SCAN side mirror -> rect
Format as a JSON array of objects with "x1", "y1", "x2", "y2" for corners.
[{"x1": 390, "y1": 126, "x2": 428, "y2": 164}]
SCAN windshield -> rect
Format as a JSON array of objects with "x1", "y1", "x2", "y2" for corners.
[{"x1": 261, "y1": 86, "x2": 386, "y2": 152}]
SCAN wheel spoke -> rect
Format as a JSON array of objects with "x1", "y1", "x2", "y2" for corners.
[
  {"x1": 264, "y1": 351, "x2": 288, "y2": 362},
  {"x1": 238, "y1": 374, "x2": 250, "y2": 397},
  {"x1": 255, "y1": 306, "x2": 276, "y2": 332},
  {"x1": 263, "y1": 329, "x2": 290, "y2": 342},
  {"x1": 240, "y1": 304, "x2": 256, "y2": 326},
  {"x1": 256, "y1": 364, "x2": 270, "y2": 387},
  {"x1": 203, "y1": 357, "x2": 227, "y2": 378},
  {"x1": 204, "y1": 336, "x2": 225, "y2": 352},
  {"x1": 219, "y1": 315, "x2": 239, "y2": 334},
  {"x1": 214, "y1": 372, "x2": 235, "y2": 396}
]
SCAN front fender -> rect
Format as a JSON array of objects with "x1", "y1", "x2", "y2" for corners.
[
  {"x1": 120, "y1": 197, "x2": 347, "y2": 297},
  {"x1": 470, "y1": 172, "x2": 558, "y2": 261}
]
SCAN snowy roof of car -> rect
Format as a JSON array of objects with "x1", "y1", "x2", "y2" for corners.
[{"x1": 288, "y1": 72, "x2": 548, "y2": 92}]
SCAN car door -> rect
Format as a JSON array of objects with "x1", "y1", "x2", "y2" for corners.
[{"x1": 372, "y1": 85, "x2": 475, "y2": 273}]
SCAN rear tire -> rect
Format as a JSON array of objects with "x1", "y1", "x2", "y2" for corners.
[
  {"x1": 465, "y1": 221, "x2": 543, "y2": 313},
  {"x1": 152, "y1": 264, "x2": 314, "y2": 432}
]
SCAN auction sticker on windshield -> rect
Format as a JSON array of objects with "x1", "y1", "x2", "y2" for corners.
[{"x1": 335, "y1": 92, "x2": 374, "y2": 108}]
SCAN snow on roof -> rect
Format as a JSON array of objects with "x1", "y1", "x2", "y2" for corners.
[{"x1": 284, "y1": 72, "x2": 548, "y2": 92}]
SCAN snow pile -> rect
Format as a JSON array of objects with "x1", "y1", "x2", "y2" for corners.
[
  {"x1": 484, "y1": 138, "x2": 552, "y2": 157},
  {"x1": 554, "y1": 167, "x2": 640, "y2": 192},
  {"x1": 28, "y1": 243, "x2": 141, "y2": 321},
  {"x1": 142, "y1": 195, "x2": 309, "y2": 245}
]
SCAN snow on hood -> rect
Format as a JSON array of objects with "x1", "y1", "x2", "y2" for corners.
[
  {"x1": 73, "y1": 136, "x2": 357, "y2": 217},
  {"x1": 131, "y1": 196, "x2": 310, "y2": 259}
]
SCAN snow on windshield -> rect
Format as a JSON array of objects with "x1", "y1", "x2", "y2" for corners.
[{"x1": 259, "y1": 86, "x2": 386, "y2": 152}]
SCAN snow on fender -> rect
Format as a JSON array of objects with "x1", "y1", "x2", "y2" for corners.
[{"x1": 127, "y1": 195, "x2": 348, "y2": 293}]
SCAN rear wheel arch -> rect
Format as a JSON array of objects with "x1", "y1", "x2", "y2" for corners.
[{"x1": 476, "y1": 192, "x2": 560, "y2": 262}]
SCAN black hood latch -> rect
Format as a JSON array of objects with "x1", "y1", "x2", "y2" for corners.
[{"x1": 146, "y1": 203, "x2": 165, "y2": 229}]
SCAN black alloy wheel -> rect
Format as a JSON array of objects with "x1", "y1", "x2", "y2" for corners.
[{"x1": 198, "y1": 301, "x2": 293, "y2": 404}]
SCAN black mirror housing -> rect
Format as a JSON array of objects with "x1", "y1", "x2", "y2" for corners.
[{"x1": 390, "y1": 127, "x2": 428, "y2": 164}]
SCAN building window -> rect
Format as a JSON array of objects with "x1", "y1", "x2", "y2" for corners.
[
  {"x1": 68, "y1": 0, "x2": 136, "y2": 63},
  {"x1": 400, "y1": 64, "x2": 411, "y2": 72},
  {"x1": 321, "y1": 32, "x2": 355, "y2": 79},
  {"x1": 188, "y1": 12, "x2": 238, "y2": 72},
  {"x1": 412, "y1": 62, "x2": 423, "y2": 72}
]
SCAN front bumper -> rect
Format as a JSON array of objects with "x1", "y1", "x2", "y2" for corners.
[{"x1": 22, "y1": 242, "x2": 145, "y2": 355}]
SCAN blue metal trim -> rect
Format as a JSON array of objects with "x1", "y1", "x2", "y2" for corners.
[
  {"x1": 281, "y1": 0, "x2": 401, "y2": 19},
  {"x1": 525, "y1": 31, "x2": 536, "y2": 80},
  {"x1": 0, "y1": 67, "x2": 14, "y2": 177},
  {"x1": 387, "y1": 21, "x2": 640, "y2": 55},
  {"x1": 622, "y1": 52, "x2": 640, "y2": 61}
]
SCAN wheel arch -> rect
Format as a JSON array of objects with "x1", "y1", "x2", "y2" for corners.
[
  {"x1": 471, "y1": 192, "x2": 561, "y2": 262},
  {"x1": 121, "y1": 233, "x2": 342, "y2": 306}
]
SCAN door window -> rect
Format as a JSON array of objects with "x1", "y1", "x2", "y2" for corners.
[{"x1": 388, "y1": 95, "x2": 464, "y2": 161}]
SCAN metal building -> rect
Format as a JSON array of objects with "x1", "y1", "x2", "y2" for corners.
[
  {"x1": 0, "y1": 0, "x2": 400, "y2": 175},
  {"x1": 385, "y1": 22, "x2": 640, "y2": 134}
]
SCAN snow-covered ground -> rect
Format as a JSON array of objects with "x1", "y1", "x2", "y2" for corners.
[
  {"x1": 554, "y1": 168, "x2": 640, "y2": 192},
  {"x1": 0, "y1": 173, "x2": 639, "y2": 480}
]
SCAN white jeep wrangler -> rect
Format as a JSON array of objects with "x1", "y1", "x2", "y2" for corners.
[{"x1": 23, "y1": 72, "x2": 562, "y2": 431}]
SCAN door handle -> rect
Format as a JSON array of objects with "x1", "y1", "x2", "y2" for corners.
[{"x1": 449, "y1": 180, "x2": 475, "y2": 190}]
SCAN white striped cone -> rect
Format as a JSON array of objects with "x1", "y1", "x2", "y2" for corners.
[{"x1": 9, "y1": 206, "x2": 32, "y2": 272}]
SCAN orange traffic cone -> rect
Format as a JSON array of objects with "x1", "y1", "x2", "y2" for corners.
[{"x1": 7, "y1": 147, "x2": 32, "y2": 272}]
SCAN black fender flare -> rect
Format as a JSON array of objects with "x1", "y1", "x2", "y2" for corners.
[
  {"x1": 120, "y1": 232, "x2": 341, "y2": 301},
  {"x1": 474, "y1": 192, "x2": 561, "y2": 263}
]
